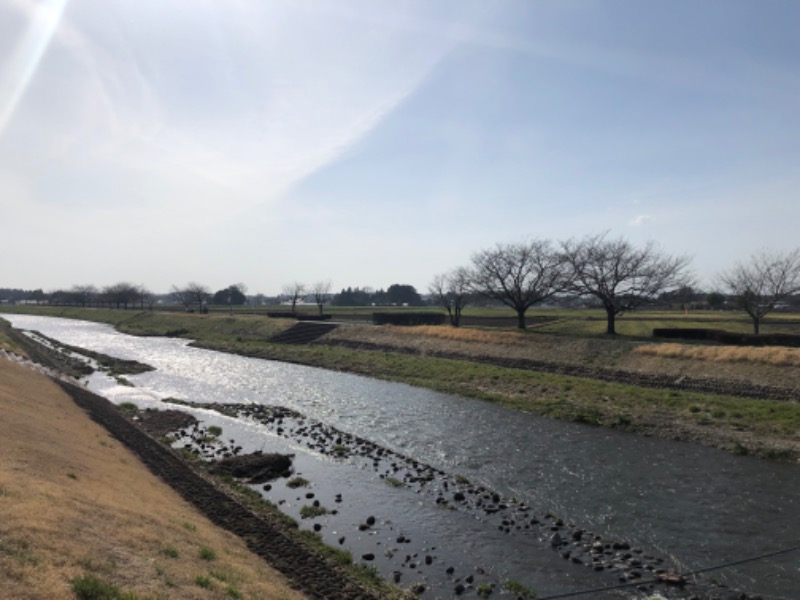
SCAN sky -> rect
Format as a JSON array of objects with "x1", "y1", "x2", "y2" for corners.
[{"x1": 1, "y1": 0, "x2": 799, "y2": 296}]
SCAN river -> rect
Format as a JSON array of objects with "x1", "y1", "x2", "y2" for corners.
[{"x1": 3, "y1": 314, "x2": 798, "y2": 599}]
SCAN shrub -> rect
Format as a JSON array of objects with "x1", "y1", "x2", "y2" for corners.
[
  {"x1": 652, "y1": 328, "x2": 800, "y2": 347},
  {"x1": 372, "y1": 312, "x2": 446, "y2": 326}
]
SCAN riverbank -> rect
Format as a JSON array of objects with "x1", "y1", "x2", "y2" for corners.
[
  {"x1": 2, "y1": 306, "x2": 799, "y2": 461},
  {"x1": 0, "y1": 312, "x2": 788, "y2": 597},
  {"x1": 0, "y1": 357, "x2": 308, "y2": 600}
]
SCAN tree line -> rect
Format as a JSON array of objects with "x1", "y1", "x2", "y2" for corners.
[
  {"x1": 4, "y1": 233, "x2": 799, "y2": 335},
  {"x1": 429, "y1": 232, "x2": 800, "y2": 335}
]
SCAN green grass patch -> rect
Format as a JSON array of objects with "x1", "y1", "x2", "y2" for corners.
[
  {"x1": 286, "y1": 476, "x2": 310, "y2": 489},
  {"x1": 299, "y1": 504, "x2": 329, "y2": 519},
  {"x1": 198, "y1": 547, "x2": 216, "y2": 561},
  {"x1": 118, "y1": 402, "x2": 139, "y2": 415},
  {"x1": 503, "y1": 579, "x2": 537, "y2": 598},
  {"x1": 71, "y1": 574, "x2": 145, "y2": 600}
]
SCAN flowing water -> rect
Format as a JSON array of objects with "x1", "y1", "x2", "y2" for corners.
[{"x1": 3, "y1": 314, "x2": 799, "y2": 599}]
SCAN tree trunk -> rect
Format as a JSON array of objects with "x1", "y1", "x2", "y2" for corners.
[
  {"x1": 606, "y1": 307, "x2": 616, "y2": 335},
  {"x1": 753, "y1": 317, "x2": 760, "y2": 335},
  {"x1": 516, "y1": 309, "x2": 526, "y2": 329}
]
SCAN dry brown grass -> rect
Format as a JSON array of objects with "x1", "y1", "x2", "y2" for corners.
[
  {"x1": 635, "y1": 343, "x2": 800, "y2": 367},
  {"x1": 0, "y1": 358, "x2": 306, "y2": 600},
  {"x1": 385, "y1": 325, "x2": 526, "y2": 345}
]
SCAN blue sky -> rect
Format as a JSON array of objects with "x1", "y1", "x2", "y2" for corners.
[{"x1": 1, "y1": 0, "x2": 798, "y2": 295}]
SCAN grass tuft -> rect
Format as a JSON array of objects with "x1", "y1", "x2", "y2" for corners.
[
  {"x1": 198, "y1": 547, "x2": 217, "y2": 561},
  {"x1": 299, "y1": 504, "x2": 329, "y2": 519}
]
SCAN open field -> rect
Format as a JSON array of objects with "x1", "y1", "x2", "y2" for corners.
[
  {"x1": 0, "y1": 357, "x2": 307, "y2": 600},
  {"x1": 8, "y1": 303, "x2": 800, "y2": 336},
  {"x1": 2, "y1": 305, "x2": 799, "y2": 460}
]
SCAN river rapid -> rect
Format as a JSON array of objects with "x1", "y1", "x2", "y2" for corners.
[{"x1": 3, "y1": 314, "x2": 798, "y2": 599}]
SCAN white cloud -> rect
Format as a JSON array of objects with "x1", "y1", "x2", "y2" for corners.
[{"x1": 630, "y1": 214, "x2": 654, "y2": 227}]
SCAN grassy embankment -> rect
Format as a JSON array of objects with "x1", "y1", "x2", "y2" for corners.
[
  {"x1": 2, "y1": 305, "x2": 799, "y2": 460},
  {"x1": 0, "y1": 356, "x2": 308, "y2": 600}
]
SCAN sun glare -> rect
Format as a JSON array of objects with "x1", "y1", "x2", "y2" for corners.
[{"x1": 0, "y1": 0, "x2": 69, "y2": 137}]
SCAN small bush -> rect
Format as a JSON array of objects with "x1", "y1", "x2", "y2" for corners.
[
  {"x1": 207, "y1": 425, "x2": 223, "y2": 437},
  {"x1": 161, "y1": 547, "x2": 179, "y2": 558},
  {"x1": 195, "y1": 575, "x2": 212, "y2": 588}
]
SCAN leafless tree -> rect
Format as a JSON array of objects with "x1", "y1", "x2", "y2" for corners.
[
  {"x1": 429, "y1": 267, "x2": 471, "y2": 327},
  {"x1": 171, "y1": 282, "x2": 210, "y2": 312},
  {"x1": 562, "y1": 232, "x2": 692, "y2": 335},
  {"x1": 470, "y1": 239, "x2": 570, "y2": 329},
  {"x1": 136, "y1": 285, "x2": 155, "y2": 310},
  {"x1": 282, "y1": 282, "x2": 306, "y2": 314},
  {"x1": 718, "y1": 248, "x2": 800, "y2": 334},
  {"x1": 70, "y1": 284, "x2": 97, "y2": 307},
  {"x1": 102, "y1": 282, "x2": 140, "y2": 309},
  {"x1": 311, "y1": 281, "x2": 332, "y2": 315}
]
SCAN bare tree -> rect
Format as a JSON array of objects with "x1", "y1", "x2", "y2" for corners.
[
  {"x1": 171, "y1": 282, "x2": 210, "y2": 312},
  {"x1": 562, "y1": 232, "x2": 692, "y2": 335},
  {"x1": 282, "y1": 282, "x2": 306, "y2": 314},
  {"x1": 102, "y1": 282, "x2": 140, "y2": 309},
  {"x1": 718, "y1": 248, "x2": 800, "y2": 334},
  {"x1": 71, "y1": 284, "x2": 97, "y2": 307},
  {"x1": 429, "y1": 267, "x2": 471, "y2": 327},
  {"x1": 311, "y1": 281, "x2": 332, "y2": 315},
  {"x1": 470, "y1": 239, "x2": 570, "y2": 329},
  {"x1": 136, "y1": 285, "x2": 155, "y2": 310}
]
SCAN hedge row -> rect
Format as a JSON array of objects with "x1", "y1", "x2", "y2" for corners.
[
  {"x1": 653, "y1": 328, "x2": 800, "y2": 347},
  {"x1": 267, "y1": 312, "x2": 332, "y2": 321},
  {"x1": 372, "y1": 312, "x2": 445, "y2": 326}
]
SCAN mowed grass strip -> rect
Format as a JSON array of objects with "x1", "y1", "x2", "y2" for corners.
[{"x1": 0, "y1": 358, "x2": 306, "y2": 600}]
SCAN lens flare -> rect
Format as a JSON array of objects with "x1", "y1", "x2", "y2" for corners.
[{"x1": 0, "y1": 0, "x2": 69, "y2": 137}]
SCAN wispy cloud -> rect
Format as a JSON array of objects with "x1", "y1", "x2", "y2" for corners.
[{"x1": 630, "y1": 214, "x2": 654, "y2": 227}]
